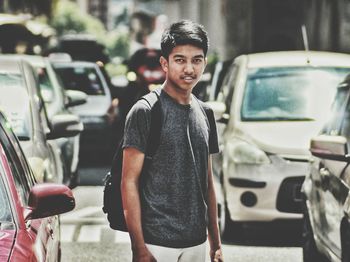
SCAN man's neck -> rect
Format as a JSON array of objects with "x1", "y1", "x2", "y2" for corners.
[{"x1": 162, "y1": 81, "x2": 192, "y2": 105}]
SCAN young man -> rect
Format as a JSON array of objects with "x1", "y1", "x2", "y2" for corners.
[{"x1": 121, "y1": 20, "x2": 223, "y2": 262}]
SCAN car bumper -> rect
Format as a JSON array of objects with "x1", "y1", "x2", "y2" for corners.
[{"x1": 224, "y1": 155, "x2": 307, "y2": 221}]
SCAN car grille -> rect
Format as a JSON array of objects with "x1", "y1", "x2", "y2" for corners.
[{"x1": 276, "y1": 176, "x2": 305, "y2": 213}]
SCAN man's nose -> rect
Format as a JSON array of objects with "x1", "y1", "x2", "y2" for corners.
[{"x1": 184, "y1": 62, "x2": 194, "y2": 74}]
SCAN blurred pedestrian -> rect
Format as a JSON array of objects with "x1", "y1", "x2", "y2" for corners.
[
  {"x1": 121, "y1": 20, "x2": 223, "y2": 262},
  {"x1": 113, "y1": 47, "x2": 165, "y2": 147}
]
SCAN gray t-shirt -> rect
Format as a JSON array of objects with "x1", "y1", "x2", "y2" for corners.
[{"x1": 123, "y1": 89, "x2": 219, "y2": 248}]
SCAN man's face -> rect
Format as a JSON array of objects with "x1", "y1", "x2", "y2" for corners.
[{"x1": 160, "y1": 44, "x2": 207, "y2": 92}]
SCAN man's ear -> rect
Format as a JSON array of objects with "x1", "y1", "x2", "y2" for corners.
[{"x1": 160, "y1": 56, "x2": 168, "y2": 73}]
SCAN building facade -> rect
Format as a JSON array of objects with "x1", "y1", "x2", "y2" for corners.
[{"x1": 132, "y1": 0, "x2": 350, "y2": 61}]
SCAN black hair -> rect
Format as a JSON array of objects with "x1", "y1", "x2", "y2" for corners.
[{"x1": 160, "y1": 20, "x2": 209, "y2": 59}]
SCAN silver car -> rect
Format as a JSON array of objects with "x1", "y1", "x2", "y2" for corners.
[
  {"x1": 0, "y1": 56, "x2": 82, "y2": 183},
  {"x1": 303, "y1": 73, "x2": 350, "y2": 262},
  {"x1": 52, "y1": 60, "x2": 118, "y2": 156},
  {"x1": 17, "y1": 54, "x2": 87, "y2": 187}
]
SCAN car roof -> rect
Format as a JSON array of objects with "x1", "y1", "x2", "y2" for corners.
[
  {"x1": 52, "y1": 60, "x2": 97, "y2": 68},
  {"x1": 11, "y1": 54, "x2": 46, "y2": 67},
  {"x1": 237, "y1": 51, "x2": 350, "y2": 68},
  {"x1": 0, "y1": 56, "x2": 29, "y2": 74}
]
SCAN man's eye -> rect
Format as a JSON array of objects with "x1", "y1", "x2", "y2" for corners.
[
  {"x1": 193, "y1": 59, "x2": 203, "y2": 64},
  {"x1": 175, "y1": 59, "x2": 184, "y2": 63}
]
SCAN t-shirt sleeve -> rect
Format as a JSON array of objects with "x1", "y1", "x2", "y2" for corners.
[
  {"x1": 207, "y1": 108, "x2": 220, "y2": 154},
  {"x1": 122, "y1": 100, "x2": 151, "y2": 153}
]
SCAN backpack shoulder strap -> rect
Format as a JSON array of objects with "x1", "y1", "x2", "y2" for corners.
[{"x1": 139, "y1": 89, "x2": 162, "y2": 158}]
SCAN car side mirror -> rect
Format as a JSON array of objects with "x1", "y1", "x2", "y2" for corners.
[
  {"x1": 205, "y1": 101, "x2": 229, "y2": 124},
  {"x1": 65, "y1": 89, "x2": 87, "y2": 107},
  {"x1": 47, "y1": 114, "x2": 83, "y2": 139},
  {"x1": 310, "y1": 135, "x2": 350, "y2": 162},
  {"x1": 25, "y1": 183, "x2": 75, "y2": 220}
]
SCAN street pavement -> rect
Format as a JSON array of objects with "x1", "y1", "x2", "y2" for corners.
[{"x1": 59, "y1": 158, "x2": 303, "y2": 262}]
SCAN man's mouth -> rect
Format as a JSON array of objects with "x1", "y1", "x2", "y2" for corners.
[{"x1": 181, "y1": 75, "x2": 196, "y2": 82}]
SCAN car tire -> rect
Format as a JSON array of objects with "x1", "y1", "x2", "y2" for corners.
[
  {"x1": 217, "y1": 181, "x2": 244, "y2": 240},
  {"x1": 302, "y1": 202, "x2": 327, "y2": 262},
  {"x1": 341, "y1": 220, "x2": 350, "y2": 262},
  {"x1": 216, "y1": 184, "x2": 227, "y2": 237}
]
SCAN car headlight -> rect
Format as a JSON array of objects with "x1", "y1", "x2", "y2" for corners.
[{"x1": 228, "y1": 140, "x2": 270, "y2": 164}]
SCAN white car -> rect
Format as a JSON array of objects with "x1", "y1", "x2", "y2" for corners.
[
  {"x1": 17, "y1": 54, "x2": 87, "y2": 187},
  {"x1": 208, "y1": 51, "x2": 350, "y2": 236},
  {"x1": 0, "y1": 56, "x2": 82, "y2": 183}
]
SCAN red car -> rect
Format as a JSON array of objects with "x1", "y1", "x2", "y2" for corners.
[{"x1": 0, "y1": 111, "x2": 75, "y2": 261}]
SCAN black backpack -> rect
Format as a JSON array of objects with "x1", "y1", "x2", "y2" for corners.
[{"x1": 102, "y1": 90, "x2": 162, "y2": 231}]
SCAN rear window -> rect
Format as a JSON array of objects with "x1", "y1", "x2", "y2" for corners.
[
  {"x1": 54, "y1": 65, "x2": 105, "y2": 95},
  {"x1": 241, "y1": 67, "x2": 350, "y2": 122}
]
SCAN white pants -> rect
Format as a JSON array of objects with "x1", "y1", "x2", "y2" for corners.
[{"x1": 145, "y1": 242, "x2": 207, "y2": 262}]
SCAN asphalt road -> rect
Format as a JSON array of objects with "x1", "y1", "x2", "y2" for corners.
[{"x1": 59, "y1": 155, "x2": 303, "y2": 262}]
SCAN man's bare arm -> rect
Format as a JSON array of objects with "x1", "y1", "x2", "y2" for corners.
[
  {"x1": 207, "y1": 156, "x2": 224, "y2": 262},
  {"x1": 121, "y1": 147, "x2": 155, "y2": 262}
]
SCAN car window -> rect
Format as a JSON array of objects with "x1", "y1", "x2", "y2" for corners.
[
  {"x1": 323, "y1": 86, "x2": 349, "y2": 136},
  {"x1": 337, "y1": 89, "x2": 350, "y2": 146},
  {"x1": 216, "y1": 64, "x2": 238, "y2": 114},
  {"x1": 54, "y1": 65, "x2": 106, "y2": 95},
  {"x1": 241, "y1": 67, "x2": 350, "y2": 122},
  {"x1": 0, "y1": 172, "x2": 13, "y2": 225},
  {"x1": 0, "y1": 121, "x2": 35, "y2": 206},
  {"x1": 37, "y1": 66, "x2": 56, "y2": 104},
  {"x1": 0, "y1": 73, "x2": 32, "y2": 140}
]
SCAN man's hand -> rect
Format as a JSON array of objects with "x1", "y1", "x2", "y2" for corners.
[
  {"x1": 133, "y1": 246, "x2": 157, "y2": 262},
  {"x1": 210, "y1": 248, "x2": 223, "y2": 262}
]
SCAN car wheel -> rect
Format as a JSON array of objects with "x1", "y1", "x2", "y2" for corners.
[
  {"x1": 216, "y1": 183, "x2": 226, "y2": 237},
  {"x1": 341, "y1": 220, "x2": 350, "y2": 262},
  {"x1": 302, "y1": 202, "x2": 327, "y2": 262},
  {"x1": 58, "y1": 246, "x2": 62, "y2": 262}
]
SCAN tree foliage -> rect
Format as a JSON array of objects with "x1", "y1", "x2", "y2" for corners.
[
  {"x1": 50, "y1": 0, "x2": 130, "y2": 59},
  {"x1": 50, "y1": 0, "x2": 105, "y2": 39}
]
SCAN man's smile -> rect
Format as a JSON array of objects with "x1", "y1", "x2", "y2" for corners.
[{"x1": 181, "y1": 75, "x2": 196, "y2": 83}]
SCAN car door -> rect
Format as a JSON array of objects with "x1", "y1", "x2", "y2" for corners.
[
  {"x1": 0, "y1": 115, "x2": 61, "y2": 261},
  {"x1": 25, "y1": 61, "x2": 64, "y2": 184},
  {"x1": 310, "y1": 86, "x2": 350, "y2": 256}
]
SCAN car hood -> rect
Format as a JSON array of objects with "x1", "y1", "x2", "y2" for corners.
[
  {"x1": 70, "y1": 96, "x2": 110, "y2": 117},
  {"x1": 232, "y1": 120, "x2": 325, "y2": 156},
  {"x1": 0, "y1": 230, "x2": 15, "y2": 261}
]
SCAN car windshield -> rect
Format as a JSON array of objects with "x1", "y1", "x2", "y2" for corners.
[
  {"x1": 0, "y1": 73, "x2": 31, "y2": 140},
  {"x1": 241, "y1": 67, "x2": 350, "y2": 122},
  {"x1": 54, "y1": 65, "x2": 106, "y2": 95}
]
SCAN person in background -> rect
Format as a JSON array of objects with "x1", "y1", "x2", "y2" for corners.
[
  {"x1": 121, "y1": 20, "x2": 223, "y2": 262},
  {"x1": 112, "y1": 47, "x2": 165, "y2": 148}
]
